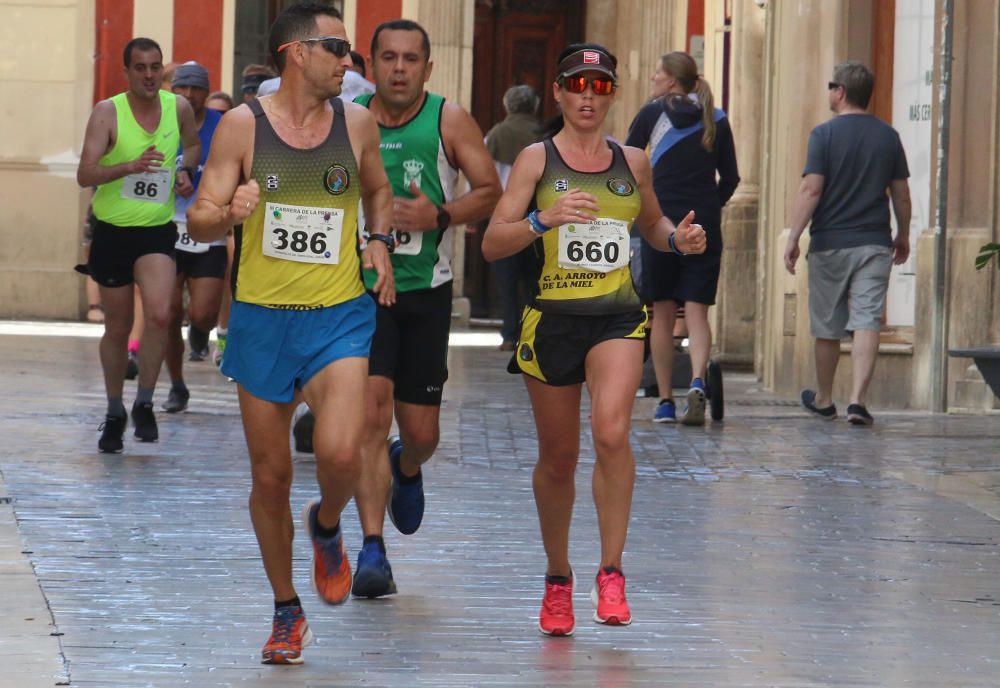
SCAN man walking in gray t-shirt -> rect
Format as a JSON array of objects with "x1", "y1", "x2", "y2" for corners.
[{"x1": 784, "y1": 61, "x2": 911, "y2": 426}]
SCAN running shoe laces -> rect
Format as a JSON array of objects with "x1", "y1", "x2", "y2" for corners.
[
  {"x1": 545, "y1": 581, "x2": 574, "y2": 617},
  {"x1": 598, "y1": 570, "x2": 626, "y2": 604},
  {"x1": 539, "y1": 574, "x2": 575, "y2": 636},
  {"x1": 262, "y1": 606, "x2": 311, "y2": 664}
]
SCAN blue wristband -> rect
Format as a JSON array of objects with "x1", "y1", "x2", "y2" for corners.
[
  {"x1": 527, "y1": 209, "x2": 551, "y2": 235},
  {"x1": 668, "y1": 232, "x2": 685, "y2": 256}
]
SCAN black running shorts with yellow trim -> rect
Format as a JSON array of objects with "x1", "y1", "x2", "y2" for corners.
[{"x1": 508, "y1": 306, "x2": 648, "y2": 386}]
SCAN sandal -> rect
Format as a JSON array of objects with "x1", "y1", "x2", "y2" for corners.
[{"x1": 86, "y1": 304, "x2": 104, "y2": 323}]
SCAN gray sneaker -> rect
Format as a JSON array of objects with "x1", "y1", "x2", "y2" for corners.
[
  {"x1": 162, "y1": 386, "x2": 190, "y2": 414},
  {"x1": 680, "y1": 386, "x2": 706, "y2": 426}
]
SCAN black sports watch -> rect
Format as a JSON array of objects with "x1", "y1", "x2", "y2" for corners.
[
  {"x1": 178, "y1": 166, "x2": 196, "y2": 181},
  {"x1": 367, "y1": 232, "x2": 395, "y2": 253},
  {"x1": 435, "y1": 204, "x2": 451, "y2": 230}
]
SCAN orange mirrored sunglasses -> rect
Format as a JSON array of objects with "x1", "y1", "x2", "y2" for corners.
[{"x1": 559, "y1": 75, "x2": 616, "y2": 96}]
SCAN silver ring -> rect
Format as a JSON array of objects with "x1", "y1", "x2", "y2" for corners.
[
  {"x1": 245, "y1": 201, "x2": 250, "y2": 210},
  {"x1": 575, "y1": 209, "x2": 581, "y2": 216}
]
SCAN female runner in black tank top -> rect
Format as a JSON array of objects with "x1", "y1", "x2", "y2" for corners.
[{"x1": 482, "y1": 43, "x2": 706, "y2": 636}]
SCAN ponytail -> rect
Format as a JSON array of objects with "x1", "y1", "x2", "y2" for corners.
[
  {"x1": 695, "y1": 76, "x2": 716, "y2": 152},
  {"x1": 660, "y1": 52, "x2": 717, "y2": 152}
]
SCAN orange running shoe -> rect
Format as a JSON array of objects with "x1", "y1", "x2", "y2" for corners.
[
  {"x1": 538, "y1": 571, "x2": 575, "y2": 636},
  {"x1": 303, "y1": 499, "x2": 352, "y2": 605},
  {"x1": 261, "y1": 605, "x2": 313, "y2": 665},
  {"x1": 591, "y1": 567, "x2": 632, "y2": 625}
]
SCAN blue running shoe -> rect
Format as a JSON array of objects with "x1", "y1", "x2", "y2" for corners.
[
  {"x1": 351, "y1": 540, "x2": 397, "y2": 598},
  {"x1": 653, "y1": 398, "x2": 676, "y2": 423},
  {"x1": 386, "y1": 436, "x2": 424, "y2": 535},
  {"x1": 680, "y1": 378, "x2": 706, "y2": 426}
]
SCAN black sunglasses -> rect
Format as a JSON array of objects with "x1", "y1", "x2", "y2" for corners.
[
  {"x1": 277, "y1": 36, "x2": 352, "y2": 58},
  {"x1": 828, "y1": 81, "x2": 842, "y2": 90}
]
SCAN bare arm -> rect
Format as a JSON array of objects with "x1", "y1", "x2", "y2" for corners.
[
  {"x1": 626, "y1": 145, "x2": 705, "y2": 255},
  {"x1": 481, "y1": 143, "x2": 551, "y2": 262},
  {"x1": 174, "y1": 96, "x2": 201, "y2": 197},
  {"x1": 348, "y1": 104, "x2": 395, "y2": 305},
  {"x1": 393, "y1": 103, "x2": 502, "y2": 233},
  {"x1": 187, "y1": 106, "x2": 257, "y2": 242},
  {"x1": 889, "y1": 178, "x2": 912, "y2": 265},
  {"x1": 441, "y1": 103, "x2": 502, "y2": 224},
  {"x1": 784, "y1": 173, "x2": 824, "y2": 274},
  {"x1": 77, "y1": 100, "x2": 164, "y2": 187}
]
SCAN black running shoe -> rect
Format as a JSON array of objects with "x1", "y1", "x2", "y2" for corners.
[
  {"x1": 846, "y1": 403, "x2": 874, "y2": 426},
  {"x1": 800, "y1": 389, "x2": 837, "y2": 420},
  {"x1": 292, "y1": 406, "x2": 315, "y2": 454},
  {"x1": 125, "y1": 352, "x2": 139, "y2": 381},
  {"x1": 162, "y1": 386, "x2": 190, "y2": 413},
  {"x1": 188, "y1": 325, "x2": 210, "y2": 361},
  {"x1": 131, "y1": 401, "x2": 159, "y2": 442},
  {"x1": 98, "y1": 413, "x2": 127, "y2": 453},
  {"x1": 188, "y1": 347, "x2": 209, "y2": 362}
]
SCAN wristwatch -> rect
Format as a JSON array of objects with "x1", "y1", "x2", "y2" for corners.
[
  {"x1": 177, "y1": 166, "x2": 196, "y2": 182},
  {"x1": 367, "y1": 232, "x2": 395, "y2": 253},
  {"x1": 435, "y1": 204, "x2": 451, "y2": 230}
]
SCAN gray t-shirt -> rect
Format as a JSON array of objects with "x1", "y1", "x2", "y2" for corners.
[{"x1": 804, "y1": 114, "x2": 909, "y2": 251}]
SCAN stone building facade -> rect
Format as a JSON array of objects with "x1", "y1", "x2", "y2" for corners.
[{"x1": 1, "y1": 0, "x2": 996, "y2": 411}]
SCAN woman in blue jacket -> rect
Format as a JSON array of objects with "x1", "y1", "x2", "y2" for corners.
[{"x1": 625, "y1": 51, "x2": 740, "y2": 425}]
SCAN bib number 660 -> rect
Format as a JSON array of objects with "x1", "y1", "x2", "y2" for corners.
[{"x1": 566, "y1": 239, "x2": 619, "y2": 264}]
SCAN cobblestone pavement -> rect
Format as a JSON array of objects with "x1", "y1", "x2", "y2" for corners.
[{"x1": 0, "y1": 323, "x2": 998, "y2": 687}]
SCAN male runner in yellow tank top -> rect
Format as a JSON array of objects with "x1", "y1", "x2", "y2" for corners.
[
  {"x1": 188, "y1": 3, "x2": 394, "y2": 666},
  {"x1": 77, "y1": 37, "x2": 200, "y2": 453}
]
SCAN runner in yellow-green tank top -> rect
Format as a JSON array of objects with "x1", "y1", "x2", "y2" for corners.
[
  {"x1": 76, "y1": 36, "x2": 200, "y2": 454},
  {"x1": 481, "y1": 43, "x2": 707, "y2": 637}
]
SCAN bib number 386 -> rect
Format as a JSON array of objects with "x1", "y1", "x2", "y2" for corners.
[
  {"x1": 557, "y1": 218, "x2": 630, "y2": 273},
  {"x1": 263, "y1": 202, "x2": 343, "y2": 265}
]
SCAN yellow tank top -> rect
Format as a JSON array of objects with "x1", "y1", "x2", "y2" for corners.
[
  {"x1": 532, "y1": 138, "x2": 642, "y2": 315},
  {"x1": 234, "y1": 98, "x2": 364, "y2": 309},
  {"x1": 91, "y1": 91, "x2": 179, "y2": 227}
]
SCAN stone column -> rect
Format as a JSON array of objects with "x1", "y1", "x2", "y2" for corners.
[
  {"x1": 0, "y1": 0, "x2": 95, "y2": 318},
  {"x1": 599, "y1": 0, "x2": 685, "y2": 142},
  {"x1": 713, "y1": 0, "x2": 766, "y2": 367},
  {"x1": 403, "y1": 0, "x2": 476, "y2": 323}
]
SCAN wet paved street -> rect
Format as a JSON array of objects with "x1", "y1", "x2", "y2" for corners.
[{"x1": 0, "y1": 322, "x2": 998, "y2": 687}]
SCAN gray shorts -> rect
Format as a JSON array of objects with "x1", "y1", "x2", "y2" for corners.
[{"x1": 807, "y1": 245, "x2": 892, "y2": 339}]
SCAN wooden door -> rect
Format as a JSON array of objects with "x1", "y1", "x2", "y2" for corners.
[{"x1": 466, "y1": 0, "x2": 585, "y2": 318}]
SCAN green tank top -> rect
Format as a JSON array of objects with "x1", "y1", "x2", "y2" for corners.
[
  {"x1": 91, "y1": 91, "x2": 179, "y2": 227},
  {"x1": 355, "y1": 92, "x2": 459, "y2": 292},
  {"x1": 531, "y1": 138, "x2": 642, "y2": 315}
]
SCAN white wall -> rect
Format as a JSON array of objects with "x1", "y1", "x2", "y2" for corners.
[{"x1": 887, "y1": 0, "x2": 935, "y2": 327}]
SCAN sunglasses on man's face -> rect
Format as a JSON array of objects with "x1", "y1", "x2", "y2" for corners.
[
  {"x1": 560, "y1": 75, "x2": 616, "y2": 96},
  {"x1": 828, "y1": 81, "x2": 842, "y2": 90},
  {"x1": 277, "y1": 36, "x2": 352, "y2": 58}
]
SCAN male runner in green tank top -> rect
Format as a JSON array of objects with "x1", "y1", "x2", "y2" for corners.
[
  {"x1": 294, "y1": 19, "x2": 501, "y2": 599},
  {"x1": 77, "y1": 37, "x2": 200, "y2": 453}
]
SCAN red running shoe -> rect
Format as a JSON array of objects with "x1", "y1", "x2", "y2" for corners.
[
  {"x1": 303, "y1": 499, "x2": 352, "y2": 605},
  {"x1": 591, "y1": 567, "x2": 632, "y2": 625},
  {"x1": 261, "y1": 605, "x2": 313, "y2": 665},
  {"x1": 538, "y1": 571, "x2": 575, "y2": 636}
]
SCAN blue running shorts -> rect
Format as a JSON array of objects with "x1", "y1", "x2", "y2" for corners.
[{"x1": 222, "y1": 294, "x2": 375, "y2": 403}]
